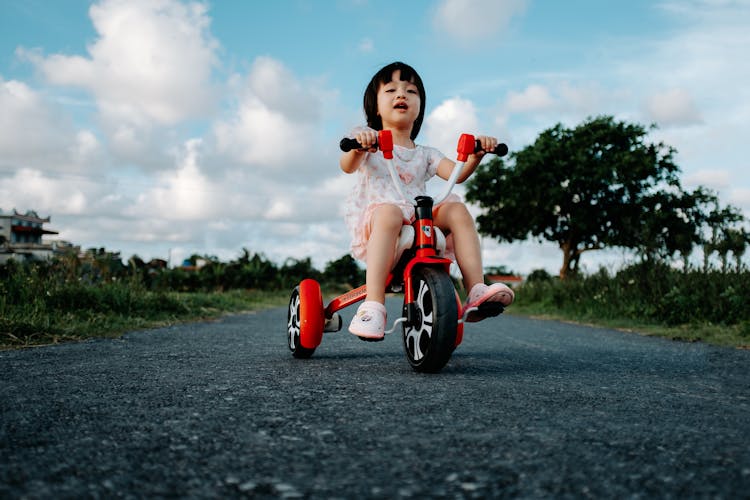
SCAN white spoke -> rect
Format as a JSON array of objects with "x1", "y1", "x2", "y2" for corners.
[
  {"x1": 288, "y1": 295, "x2": 300, "y2": 349},
  {"x1": 405, "y1": 280, "x2": 433, "y2": 361}
]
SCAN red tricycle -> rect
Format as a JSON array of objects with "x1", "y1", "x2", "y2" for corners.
[{"x1": 286, "y1": 130, "x2": 508, "y2": 373}]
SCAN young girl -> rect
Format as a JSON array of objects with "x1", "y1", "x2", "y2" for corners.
[{"x1": 340, "y1": 61, "x2": 514, "y2": 339}]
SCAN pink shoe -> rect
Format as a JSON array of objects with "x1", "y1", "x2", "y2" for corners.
[
  {"x1": 349, "y1": 301, "x2": 386, "y2": 340},
  {"x1": 463, "y1": 283, "x2": 514, "y2": 323}
]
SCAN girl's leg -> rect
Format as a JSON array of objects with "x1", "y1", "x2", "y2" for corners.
[
  {"x1": 433, "y1": 202, "x2": 484, "y2": 290},
  {"x1": 435, "y1": 201, "x2": 514, "y2": 318},
  {"x1": 349, "y1": 204, "x2": 404, "y2": 339},
  {"x1": 365, "y1": 204, "x2": 405, "y2": 303}
]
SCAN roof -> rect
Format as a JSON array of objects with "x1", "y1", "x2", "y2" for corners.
[{"x1": 11, "y1": 225, "x2": 58, "y2": 235}]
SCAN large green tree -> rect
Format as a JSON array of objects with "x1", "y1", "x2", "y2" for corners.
[{"x1": 466, "y1": 115, "x2": 725, "y2": 278}]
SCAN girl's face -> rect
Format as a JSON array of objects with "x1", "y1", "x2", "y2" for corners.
[{"x1": 376, "y1": 69, "x2": 421, "y2": 132}]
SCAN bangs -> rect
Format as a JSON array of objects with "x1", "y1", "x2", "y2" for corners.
[{"x1": 375, "y1": 62, "x2": 417, "y2": 87}]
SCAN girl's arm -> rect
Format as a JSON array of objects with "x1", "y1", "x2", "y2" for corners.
[
  {"x1": 340, "y1": 150, "x2": 367, "y2": 174},
  {"x1": 436, "y1": 135, "x2": 498, "y2": 183},
  {"x1": 340, "y1": 127, "x2": 379, "y2": 174}
]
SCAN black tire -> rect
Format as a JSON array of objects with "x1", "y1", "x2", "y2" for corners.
[
  {"x1": 287, "y1": 286, "x2": 316, "y2": 359},
  {"x1": 402, "y1": 266, "x2": 458, "y2": 373}
]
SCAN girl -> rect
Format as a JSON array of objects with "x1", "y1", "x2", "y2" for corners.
[{"x1": 340, "y1": 61, "x2": 514, "y2": 339}]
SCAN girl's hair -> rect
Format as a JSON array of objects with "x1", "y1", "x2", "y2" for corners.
[{"x1": 363, "y1": 61, "x2": 426, "y2": 140}]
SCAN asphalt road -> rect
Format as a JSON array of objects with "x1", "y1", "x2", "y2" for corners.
[{"x1": 1, "y1": 297, "x2": 749, "y2": 498}]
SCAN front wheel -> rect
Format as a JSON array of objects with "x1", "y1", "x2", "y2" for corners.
[
  {"x1": 287, "y1": 279, "x2": 324, "y2": 359},
  {"x1": 402, "y1": 266, "x2": 458, "y2": 373}
]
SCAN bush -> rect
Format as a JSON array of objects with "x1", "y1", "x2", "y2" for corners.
[{"x1": 517, "y1": 262, "x2": 750, "y2": 326}]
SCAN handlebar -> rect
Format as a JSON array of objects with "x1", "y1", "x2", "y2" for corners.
[
  {"x1": 339, "y1": 136, "x2": 508, "y2": 158},
  {"x1": 340, "y1": 130, "x2": 508, "y2": 205}
]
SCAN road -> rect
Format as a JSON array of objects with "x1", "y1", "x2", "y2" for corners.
[{"x1": 1, "y1": 297, "x2": 749, "y2": 498}]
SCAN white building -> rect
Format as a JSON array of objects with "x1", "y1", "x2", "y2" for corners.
[{"x1": 0, "y1": 209, "x2": 73, "y2": 264}]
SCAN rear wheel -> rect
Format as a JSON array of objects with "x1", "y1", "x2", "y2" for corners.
[
  {"x1": 402, "y1": 266, "x2": 458, "y2": 373},
  {"x1": 287, "y1": 279, "x2": 324, "y2": 359}
]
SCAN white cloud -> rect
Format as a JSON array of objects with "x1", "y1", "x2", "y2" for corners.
[
  {"x1": 20, "y1": 0, "x2": 219, "y2": 158},
  {"x1": 729, "y1": 188, "x2": 750, "y2": 212},
  {"x1": 684, "y1": 169, "x2": 730, "y2": 191},
  {"x1": 505, "y1": 84, "x2": 554, "y2": 113},
  {"x1": 422, "y1": 97, "x2": 480, "y2": 158},
  {"x1": 124, "y1": 139, "x2": 219, "y2": 221},
  {"x1": 433, "y1": 0, "x2": 528, "y2": 42},
  {"x1": 0, "y1": 78, "x2": 103, "y2": 173},
  {"x1": 644, "y1": 88, "x2": 703, "y2": 127},
  {"x1": 0, "y1": 168, "x2": 93, "y2": 216},
  {"x1": 212, "y1": 57, "x2": 322, "y2": 171}
]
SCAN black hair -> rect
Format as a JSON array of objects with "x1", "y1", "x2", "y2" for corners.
[{"x1": 363, "y1": 61, "x2": 426, "y2": 140}]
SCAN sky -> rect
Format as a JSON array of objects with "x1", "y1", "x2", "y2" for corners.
[{"x1": 1, "y1": 0, "x2": 748, "y2": 276}]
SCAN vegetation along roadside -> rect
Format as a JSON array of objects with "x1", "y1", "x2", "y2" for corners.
[
  {"x1": 4, "y1": 116, "x2": 748, "y2": 350},
  {"x1": 2, "y1": 251, "x2": 748, "y2": 350}
]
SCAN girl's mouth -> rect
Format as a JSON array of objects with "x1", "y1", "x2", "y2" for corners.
[{"x1": 394, "y1": 102, "x2": 408, "y2": 110}]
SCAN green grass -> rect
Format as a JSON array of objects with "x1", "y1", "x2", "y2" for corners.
[
  {"x1": 3, "y1": 257, "x2": 749, "y2": 351},
  {"x1": 510, "y1": 302, "x2": 750, "y2": 349},
  {"x1": 0, "y1": 289, "x2": 289, "y2": 350}
]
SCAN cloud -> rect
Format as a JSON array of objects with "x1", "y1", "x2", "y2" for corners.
[
  {"x1": 20, "y1": 0, "x2": 219, "y2": 159},
  {"x1": 0, "y1": 78, "x2": 103, "y2": 173},
  {"x1": 124, "y1": 139, "x2": 221, "y2": 221},
  {"x1": 729, "y1": 188, "x2": 750, "y2": 212},
  {"x1": 505, "y1": 84, "x2": 554, "y2": 113},
  {"x1": 684, "y1": 169, "x2": 730, "y2": 191},
  {"x1": 644, "y1": 88, "x2": 703, "y2": 127},
  {"x1": 0, "y1": 168, "x2": 106, "y2": 218},
  {"x1": 422, "y1": 97, "x2": 480, "y2": 158},
  {"x1": 212, "y1": 57, "x2": 323, "y2": 171},
  {"x1": 432, "y1": 0, "x2": 528, "y2": 43}
]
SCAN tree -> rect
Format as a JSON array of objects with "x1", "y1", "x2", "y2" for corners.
[
  {"x1": 465, "y1": 115, "x2": 718, "y2": 278},
  {"x1": 712, "y1": 227, "x2": 750, "y2": 272},
  {"x1": 702, "y1": 202, "x2": 746, "y2": 272},
  {"x1": 323, "y1": 254, "x2": 365, "y2": 287}
]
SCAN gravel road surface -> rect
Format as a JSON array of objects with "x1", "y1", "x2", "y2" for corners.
[{"x1": 2, "y1": 297, "x2": 749, "y2": 498}]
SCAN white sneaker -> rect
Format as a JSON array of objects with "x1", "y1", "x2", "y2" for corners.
[{"x1": 349, "y1": 301, "x2": 386, "y2": 340}]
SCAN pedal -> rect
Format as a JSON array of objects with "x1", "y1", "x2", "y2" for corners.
[
  {"x1": 324, "y1": 313, "x2": 342, "y2": 332},
  {"x1": 477, "y1": 302, "x2": 504, "y2": 318},
  {"x1": 462, "y1": 302, "x2": 505, "y2": 323}
]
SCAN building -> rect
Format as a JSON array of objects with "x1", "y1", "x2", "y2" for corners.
[{"x1": 0, "y1": 209, "x2": 74, "y2": 264}]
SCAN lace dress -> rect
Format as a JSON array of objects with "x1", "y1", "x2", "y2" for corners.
[{"x1": 343, "y1": 143, "x2": 460, "y2": 261}]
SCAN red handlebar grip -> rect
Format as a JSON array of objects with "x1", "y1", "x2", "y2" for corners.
[
  {"x1": 457, "y1": 134, "x2": 475, "y2": 162},
  {"x1": 379, "y1": 130, "x2": 394, "y2": 159}
]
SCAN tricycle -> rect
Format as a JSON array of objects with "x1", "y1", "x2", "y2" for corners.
[{"x1": 286, "y1": 130, "x2": 508, "y2": 373}]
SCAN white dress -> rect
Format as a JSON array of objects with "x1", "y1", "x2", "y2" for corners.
[{"x1": 343, "y1": 143, "x2": 460, "y2": 261}]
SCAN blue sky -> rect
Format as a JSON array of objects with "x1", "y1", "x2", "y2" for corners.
[{"x1": 1, "y1": 0, "x2": 748, "y2": 275}]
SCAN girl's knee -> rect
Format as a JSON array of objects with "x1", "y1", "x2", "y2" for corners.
[
  {"x1": 372, "y1": 204, "x2": 404, "y2": 231},
  {"x1": 437, "y1": 202, "x2": 472, "y2": 226}
]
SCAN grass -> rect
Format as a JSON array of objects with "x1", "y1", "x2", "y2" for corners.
[
  {"x1": 510, "y1": 293, "x2": 750, "y2": 349},
  {"x1": 0, "y1": 289, "x2": 289, "y2": 350},
  {"x1": 3, "y1": 259, "x2": 749, "y2": 351}
]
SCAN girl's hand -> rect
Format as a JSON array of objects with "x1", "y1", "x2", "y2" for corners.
[
  {"x1": 340, "y1": 126, "x2": 378, "y2": 173},
  {"x1": 473, "y1": 135, "x2": 499, "y2": 159},
  {"x1": 354, "y1": 127, "x2": 379, "y2": 153}
]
